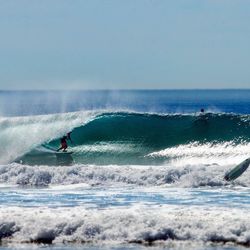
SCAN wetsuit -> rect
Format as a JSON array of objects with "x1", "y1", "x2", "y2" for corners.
[{"x1": 57, "y1": 136, "x2": 68, "y2": 151}]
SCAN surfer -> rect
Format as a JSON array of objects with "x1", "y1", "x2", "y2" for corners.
[
  {"x1": 199, "y1": 108, "x2": 207, "y2": 119},
  {"x1": 57, "y1": 132, "x2": 73, "y2": 152},
  {"x1": 57, "y1": 136, "x2": 68, "y2": 152},
  {"x1": 195, "y1": 108, "x2": 208, "y2": 124}
]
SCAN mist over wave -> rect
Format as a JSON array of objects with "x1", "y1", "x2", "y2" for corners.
[{"x1": 0, "y1": 111, "x2": 98, "y2": 164}]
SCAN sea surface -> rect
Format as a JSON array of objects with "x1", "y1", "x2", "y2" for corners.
[{"x1": 0, "y1": 89, "x2": 250, "y2": 250}]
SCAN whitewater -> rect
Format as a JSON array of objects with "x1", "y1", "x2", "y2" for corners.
[{"x1": 1, "y1": 90, "x2": 250, "y2": 250}]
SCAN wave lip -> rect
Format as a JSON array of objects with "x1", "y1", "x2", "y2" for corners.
[{"x1": 0, "y1": 206, "x2": 250, "y2": 246}]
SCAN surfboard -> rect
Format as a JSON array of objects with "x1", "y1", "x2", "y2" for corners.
[
  {"x1": 224, "y1": 158, "x2": 250, "y2": 181},
  {"x1": 42, "y1": 144, "x2": 73, "y2": 154},
  {"x1": 55, "y1": 151, "x2": 73, "y2": 155}
]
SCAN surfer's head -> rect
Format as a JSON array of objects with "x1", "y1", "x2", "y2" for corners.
[{"x1": 200, "y1": 108, "x2": 204, "y2": 113}]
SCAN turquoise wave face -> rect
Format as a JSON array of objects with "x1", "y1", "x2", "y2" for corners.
[
  {"x1": 50, "y1": 112, "x2": 250, "y2": 146},
  {"x1": 19, "y1": 112, "x2": 250, "y2": 166}
]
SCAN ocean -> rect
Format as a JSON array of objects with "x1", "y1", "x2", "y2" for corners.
[{"x1": 0, "y1": 89, "x2": 250, "y2": 250}]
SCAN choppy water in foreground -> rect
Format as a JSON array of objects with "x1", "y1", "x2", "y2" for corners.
[{"x1": 1, "y1": 90, "x2": 250, "y2": 250}]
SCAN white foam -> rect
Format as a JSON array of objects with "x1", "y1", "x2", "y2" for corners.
[
  {"x1": 148, "y1": 142, "x2": 250, "y2": 166},
  {"x1": 0, "y1": 162, "x2": 249, "y2": 188},
  {"x1": 0, "y1": 205, "x2": 250, "y2": 246}
]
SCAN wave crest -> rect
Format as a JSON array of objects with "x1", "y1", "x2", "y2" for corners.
[{"x1": 1, "y1": 111, "x2": 250, "y2": 165}]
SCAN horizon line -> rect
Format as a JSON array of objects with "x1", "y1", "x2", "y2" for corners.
[{"x1": 1, "y1": 88, "x2": 250, "y2": 92}]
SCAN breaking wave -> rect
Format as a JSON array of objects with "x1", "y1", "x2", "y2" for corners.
[{"x1": 1, "y1": 111, "x2": 250, "y2": 166}]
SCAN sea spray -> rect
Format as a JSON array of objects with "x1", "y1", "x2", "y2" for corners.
[{"x1": 0, "y1": 111, "x2": 98, "y2": 164}]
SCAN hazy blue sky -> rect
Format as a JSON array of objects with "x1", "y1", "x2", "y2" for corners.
[{"x1": 0, "y1": 0, "x2": 250, "y2": 90}]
